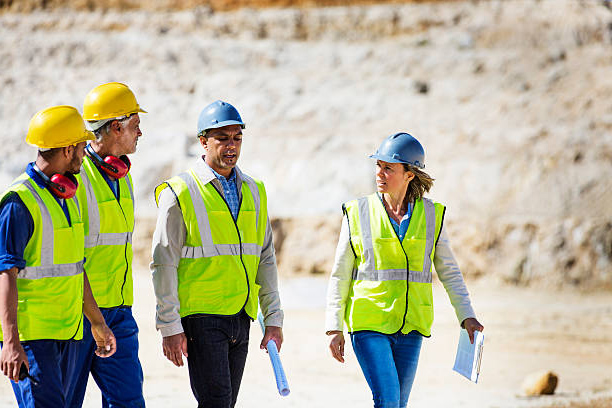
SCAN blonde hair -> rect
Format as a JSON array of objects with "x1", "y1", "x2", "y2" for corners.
[{"x1": 403, "y1": 164, "x2": 434, "y2": 204}]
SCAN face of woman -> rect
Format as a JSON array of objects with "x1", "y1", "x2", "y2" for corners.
[{"x1": 375, "y1": 160, "x2": 413, "y2": 195}]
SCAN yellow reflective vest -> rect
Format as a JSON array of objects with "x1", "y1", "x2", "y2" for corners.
[
  {"x1": 0, "y1": 173, "x2": 84, "y2": 341},
  {"x1": 75, "y1": 156, "x2": 134, "y2": 307},
  {"x1": 343, "y1": 193, "x2": 445, "y2": 336},
  {"x1": 154, "y1": 167, "x2": 267, "y2": 319}
]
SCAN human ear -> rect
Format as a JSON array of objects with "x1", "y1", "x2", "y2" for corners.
[
  {"x1": 198, "y1": 136, "x2": 208, "y2": 150},
  {"x1": 63, "y1": 145, "x2": 73, "y2": 159}
]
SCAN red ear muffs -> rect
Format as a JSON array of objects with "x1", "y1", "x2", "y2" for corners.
[
  {"x1": 48, "y1": 173, "x2": 78, "y2": 200},
  {"x1": 100, "y1": 155, "x2": 131, "y2": 179}
]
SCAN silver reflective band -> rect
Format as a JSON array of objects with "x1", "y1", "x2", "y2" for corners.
[
  {"x1": 244, "y1": 177, "x2": 261, "y2": 230},
  {"x1": 421, "y1": 198, "x2": 436, "y2": 277},
  {"x1": 179, "y1": 169, "x2": 263, "y2": 260},
  {"x1": 85, "y1": 231, "x2": 133, "y2": 248},
  {"x1": 182, "y1": 243, "x2": 262, "y2": 259},
  {"x1": 355, "y1": 195, "x2": 436, "y2": 283},
  {"x1": 179, "y1": 171, "x2": 215, "y2": 250},
  {"x1": 80, "y1": 169, "x2": 100, "y2": 240},
  {"x1": 18, "y1": 260, "x2": 85, "y2": 280},
  {"x1": 126, "y1": 176, "x2": 134, "y2": 202},
  {"x1": 22, "y1": 181, "x2": 54, "y2": 265},
  {"x1": 357, "y1": 196, "x2": 375, "y2": 271},
  {"x1": 81, "y1": 163, "x2": 134, "y2": 244},
  {"x1": 353, "y1": 269, "x2": 432, "y2": 283}
]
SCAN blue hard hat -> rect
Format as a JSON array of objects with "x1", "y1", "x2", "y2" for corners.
[
  {"x1": 369, "y1": 132, "x2": 425, "y2": 169},
  {"x1": 197, "y1": 100, "x2": 245, "y2": 136}
]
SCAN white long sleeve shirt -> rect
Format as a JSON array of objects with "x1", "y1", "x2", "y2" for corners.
[
  {"x1": 325, "y1": 214, "x2": 476, "y2": 333},
  {"x1": 150, "y1": 159, "x2": 283, "y2": 337}
]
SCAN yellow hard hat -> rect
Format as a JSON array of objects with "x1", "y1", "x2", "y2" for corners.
[
  {"x1": 26, "y1": 105, "x2": 95, "y2": 149},
  {"x1": 83, "y1": 82, "x2": 146, "y2": 121}
]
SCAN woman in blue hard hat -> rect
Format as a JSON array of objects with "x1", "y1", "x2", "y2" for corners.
[{"x1": 325, "y1": 132, "x2": 484, "y2": 408}]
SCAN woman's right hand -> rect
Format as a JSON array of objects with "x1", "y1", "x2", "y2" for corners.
[{"x1": 328, "y1": 331, "x2": 345, "y2": 363}]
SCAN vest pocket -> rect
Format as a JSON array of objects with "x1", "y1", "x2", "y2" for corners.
[{"x1": 372, "y1": 238, "x2": 405, "y2": 270}]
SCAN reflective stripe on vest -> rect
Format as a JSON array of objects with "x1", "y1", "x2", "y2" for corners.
[
  {"x1": 77, "y1": 156, "x2": 135, "y2": 308},
  {"x1": 155, "y1": 168, "x2": 267, "y2": 319},
  {"x1": 79, "y1": 160, "x2": 134, "y2": 249},
  {"x1": 353, "y1": 196, "x2": 437, "y2": 283},
  {"x1": 175, "y1": 171, "x2": 263, "y2": 260},
  {"x1": 0, "y1": 174, "x2": 84, "y2": 342},
  {"x1": 344, "y1": 194, "x2": 445, "y2": 336}
]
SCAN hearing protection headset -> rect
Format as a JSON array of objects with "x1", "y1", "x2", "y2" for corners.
[
  {"x1": 85, "y1": 144, "x2": 131, "y2": 179},
  {"x1": 33, "y1": 164, "x2": 78, "y2": 200}
]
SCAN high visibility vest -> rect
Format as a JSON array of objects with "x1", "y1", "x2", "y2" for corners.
[
  {"x1": 0, "y1": 173, "x2": 85, "y2": 342},
  {"x1": 75, "y1": 156, "x2": 134, "y2": 308},
  {"x1": 154, "y1": 168, "x2": 267, "y2": 319},
  {"x1": 343, "y1": 193, "x2": 445, "y2": 336}
]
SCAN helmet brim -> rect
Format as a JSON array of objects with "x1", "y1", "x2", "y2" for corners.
[
  {"x1": 204, "y1": 120, "x2": 246, "y2": 132},
  {"x1": 27, "y1": 129, "x2": 95, "y2": 149},
  {"x1": 369, "y1": 153, "x2": 425, "y2": 169},
  {"x1": 369, "y1": 153, "x2": 407, "y2": 164}
]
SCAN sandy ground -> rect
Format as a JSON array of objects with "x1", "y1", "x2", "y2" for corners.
[
  {"x1": 2, "y1": 1, "x2": 611, "y2": 289},
  {"x1": 1, "y1": 272, "x2": 611, "y2": 407}
]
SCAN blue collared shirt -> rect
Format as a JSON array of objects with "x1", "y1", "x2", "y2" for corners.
[
  {"x1": 209, "y1": 166, "x2": 239, "y2": 220},
  {"x1": 387, "y1": 201, "x2": 413, "y2": 242},
  {"x1": 99, "y1": 168, "x2": 119, "y2": 199},
  {"x1": 0, "y1": 163, "x2": 72, "y2": 271}
]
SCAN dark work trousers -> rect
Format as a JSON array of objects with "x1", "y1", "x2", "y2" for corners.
[
  {"x1": 62, "y1": 307, "x2": 144, "y2": 408},
  {"x1": 2, "y1": 339, "x2": 72, "y2": 408},
  {"x1": 182, "y1": 310, "x2": 251, "y2": 408}
]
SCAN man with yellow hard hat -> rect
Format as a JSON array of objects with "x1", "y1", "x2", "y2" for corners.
[
  {"x1": 61, "y1": 83, "x2": 146, "y2": 408},
  {"x1": 0, "y1": 106, "x2": 117, "y2": 407}
]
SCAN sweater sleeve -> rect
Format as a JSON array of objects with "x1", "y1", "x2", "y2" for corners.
[
  {"x1": 150, "y1": 187, "x2": 186, "y2": 337},
  {"x1": 256, "y1": 215, "x2": 284, "y2": 327},
  {"x1": 433, "y1": 224, "x2": 476, "y2": 326},
  {"x1": 325, "y1": 215, "x2": 355, "y2": 333}
]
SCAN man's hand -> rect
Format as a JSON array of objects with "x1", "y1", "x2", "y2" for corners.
[
  {"x1": 91, "y1": 322, "x2": 117, "y2": 358},
  {"x1": 163, "y1": 333, "x2": 188, "y2": 367},
  {"x1": 260, "y1": 326, "x2": 283, "y2": 352},
  {"x1": 0, "y1": 340, "x2": 28, "y2": 382},
  {"x1": 327, "y1": 331, "x2": 345, "y2": 363},
  {"x1": 462, "y1": 317, "x2": 484, "y2": 344}
]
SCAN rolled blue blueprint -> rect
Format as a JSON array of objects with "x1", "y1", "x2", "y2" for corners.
[{"x1": 258, "y1": 313, "x2": 290, "y2": 396}]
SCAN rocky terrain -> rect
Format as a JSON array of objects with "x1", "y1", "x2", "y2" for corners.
[
  {"x1": 0, "y1": 0, "x2": 455, "y2": 13},
  {"x1": 1, "y1": 2, "x2": 612, "y2": 407},
  {"x1": 1, "y1": 0, "x2": 611, "y2": 288}
]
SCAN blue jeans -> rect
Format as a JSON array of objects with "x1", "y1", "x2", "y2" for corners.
[
  {"x1": 61, "y1": 307, "x2": 144, "y2": 408},
  {"x1": 2, "y1": 339, "x2": 72, "y2": 408},
  {"x1": 182, "y1": 310, "x2": 251, "y2": 408},
  {"x1": 351, "y1": 330, "x2": 423, "y2": 408}
]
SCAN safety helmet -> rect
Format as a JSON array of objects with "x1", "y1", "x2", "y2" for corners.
[
  {"x1": 26, "y1": 106, "x2": 95, "y2": 149},
  {"x1": 83, "y1": 82, "x2": 146, "y2": 121},
  {"x1": 370, "y1": 132, "x2": 425, "y2": 169},
  {"x1": 197, "y1": 100, "x2": 245, "y2": 137}
]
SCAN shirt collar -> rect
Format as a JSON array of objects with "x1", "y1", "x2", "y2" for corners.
[
  {"x1": 210, "y1": 166, "x2": 236, "y2": 183},
  {"x1": 26, "y1": 162, "x2": 50, "y2": 190},
  {"x1": 192, "y1": 156, "x2": 243, "y2": 186}
]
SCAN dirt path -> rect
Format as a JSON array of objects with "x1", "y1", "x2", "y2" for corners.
[{"x1": 2, "y1": 273, "x2": 610, "y2": 407}]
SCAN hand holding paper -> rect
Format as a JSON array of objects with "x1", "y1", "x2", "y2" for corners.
[{"x1": 453, "y1": 329, "x2": 484, "y2": 383}]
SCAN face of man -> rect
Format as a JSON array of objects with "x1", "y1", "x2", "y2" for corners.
[
  {"x1": 200, "y1": 124, "x2": 243, "y2": 177},
  {"x1": 113, "y1": 114, "x2": 142, "y2": 156},
  {"x1": 66, "y1": 142, "x2": 87, "y2": 174}
]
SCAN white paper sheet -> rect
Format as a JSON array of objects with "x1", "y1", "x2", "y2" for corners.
[{"x1": 453, "y1": 329, "x2": 484, "y2": 383}]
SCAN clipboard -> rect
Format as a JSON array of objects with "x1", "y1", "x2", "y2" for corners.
[{"x1": 452, "y1": 329, "x2": 484, "y2": 383}]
